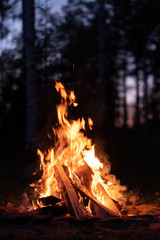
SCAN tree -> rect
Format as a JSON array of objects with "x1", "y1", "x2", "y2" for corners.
[
  {"x1": 97, "y1": 0, "x2": 106, "y2": 119},
  {"x1": 0, "y1": 0, "x2": 11, "y2": 102},
  {"x1": 22, "y1": 0, "x2": 38, "y2": 151}
]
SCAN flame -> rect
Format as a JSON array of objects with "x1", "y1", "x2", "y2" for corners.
[
  {"x1": 84, "y1": 146, "x2": 103, "y2": 171},
  {"x1": 31, "y1": 81, "x2": 127, "y2": 214}
]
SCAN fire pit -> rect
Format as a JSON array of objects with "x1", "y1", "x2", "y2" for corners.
[{"x1": 24, "y1": 82, "x2": 128, "y2": 219}]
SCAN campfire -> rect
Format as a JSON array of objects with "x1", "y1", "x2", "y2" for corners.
[{"x1": 28, "y1": 82, "x2": 127, "y2": 219}]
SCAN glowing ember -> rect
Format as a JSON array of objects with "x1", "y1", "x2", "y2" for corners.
[{"x1": 31, "y1": 82, "x2": 127, "y2": 216}]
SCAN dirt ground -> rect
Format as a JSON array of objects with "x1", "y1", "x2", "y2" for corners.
[{"x1": 1, "y1": 205, "x2": 160, "y2": 240}]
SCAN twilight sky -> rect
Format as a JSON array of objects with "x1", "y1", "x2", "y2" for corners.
[
  {"x1": 0, "y1": 0, "x2": 68, "y2": 53},
  {"x1": 51, "y1": 0, "x2": 67, "y2": 12},
  {"x1": 1, "y1": 0, "x2": 152, "y2": 128}
]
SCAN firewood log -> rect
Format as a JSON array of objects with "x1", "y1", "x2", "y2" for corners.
[
  {"x1": 70, "y1": 180, "x2": 122, "y2": 218},
  {"x1": 55, "y1": 161, "x2": 86, "y2": 219},
  {"x1": 68, "y1": 168, "x2": 122, "y2": 217},
  {"x1": 95, "y1": 182, "x2": 122, "y2": 217},
  {"x1": 39, "y1": 196, "x2": 61, "y2": 206}
]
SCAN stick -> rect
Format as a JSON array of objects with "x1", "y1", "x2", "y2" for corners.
[
  {"x1": 96, "y1": 181, "x2": 122, "y2": 217},
  {"x1": 70, "y1": 179, "x2": 121, "y2": 218},
  {"x1": 71, "y1": 169, "x2": 122, "y2": 217},
  {"x1": 55, "y1": 161, "x2": 86, "y2": 219}
]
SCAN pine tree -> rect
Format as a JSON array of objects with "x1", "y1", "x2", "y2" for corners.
[{"x1": 22, "y1": 0, "x2": 38, "y2": 151}]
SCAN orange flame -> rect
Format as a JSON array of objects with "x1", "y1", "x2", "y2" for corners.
[{"x1": 31, "y1": 82, "x2": 127, "y2": 214}]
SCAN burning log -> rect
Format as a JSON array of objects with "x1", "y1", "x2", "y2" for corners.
[
  {"x1": 70, "y1": 180, "x2": 121, "y2": 218},
  {"x1": 32, "y1": 203, "x2": 69, "y2": 217},
  {"x1": 73, "y1": 162, "x2": 122, "y2": 217},
  {"x1": 95, "y1": 182, "x2": 122, "y2": 217},
  {"x1": 39, "y1": 196, "x2": 61, "y2": 206},
  {"x1": 55, "y1": 163, "x2": 122, "y2": 218},
  {"x1": 55, "y1": 161, "x2": 86, "y2": 219}
]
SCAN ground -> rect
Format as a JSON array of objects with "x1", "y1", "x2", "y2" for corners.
[{"x1": 1, "y1": 209, "x2": 160, "y2": 240}]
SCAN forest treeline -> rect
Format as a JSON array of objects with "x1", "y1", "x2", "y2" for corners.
[{"x1": 0, "y1": 0, "x2": 160, "y2": 173}]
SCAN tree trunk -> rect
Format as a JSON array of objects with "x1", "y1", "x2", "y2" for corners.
[
  {"x1": 23, "y1": 0, "x2": 38, "y2": 151},
  {"x1": 143, "y1": 65, "x2": 148, "y2": 127},
  {"x1": 135, "y1": 66, "x2": 140, "y2": 126},
  {"x1": 123, "y1": 71, "x2": 127, "y2": 128},
  {"x1": 97, "y1": 0, "x2": 106, "y2": 124},
  {"x1": 122, "y1": 57, "x2": 127, "y2": 128},
  {"x1": 152, "y1": 40, "x2": 160, "y2": 125},
  {"x1": 142, "y1": 27, "x2": 148, "y2": 127},
  {"x1": 0, "y1": 3, "x2": 5, "y2": 102}
]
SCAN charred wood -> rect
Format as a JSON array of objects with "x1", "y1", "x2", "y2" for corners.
[
  {"x1": 68, "y1": 165, "x2": 122, "y2": 217},
  {"x1": 96, "y1": 182, "x2": 122, "y2": 217},
  {"x1": 55, "y1": 161, "x2": 86, "y2": 219},
  {"x1": 70, "y1": 180, "x2": 122, "y2": 219},
  {"x1": 33, "y1": 204, "x2": 68, "y2": 217},
  {"x1": 39, "y1": 196, "x2": 61, "y2": 206}
]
